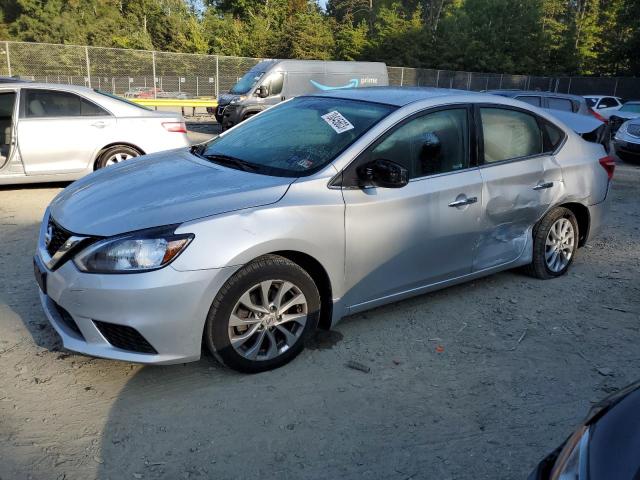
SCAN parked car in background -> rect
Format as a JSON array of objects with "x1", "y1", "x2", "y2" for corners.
[
  {"x1": 529, "y1": 381, "x2": 640, "y2": 480},
  {"x1": 613, "y1": 118, "x2": 640, "y2": 162},
  {"x1": 608, "y1": 100, "x2": 640, "y2": 134},
  {"x1": 0, "y1": 76, "x2": 31, "y2": 83},
  {"x1": 123, "y1": 86, "x2": 163, "y2": 99},
  {"x1": 210, "y1": 59, "x2": 388, "y2": 129},
  {"x1": 486, "y1": 90, "x2": 591, "y2": 115},
  {"x1": 487, "y1": 90, "x2": 610, "y2": 151},
  {"x1": 584, "y1": 95, "x2": 623, "y2": 119},
  {"x1": 0, "y1": 83, "x2": 189, "y2": 185},
  {"x1": 35, "y1": 88, "x2": 613, "y2": 373}
]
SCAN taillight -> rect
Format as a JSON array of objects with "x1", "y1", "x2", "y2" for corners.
[
  {"x1": 599, "y1": 155, "x2": 615, "y2": 180},
  {"x1": 590, "y1": 108, "x2": 608, "y2": 125},
  {"x1": 162, "y1": 121, "x2": 187, "y2": 133}
]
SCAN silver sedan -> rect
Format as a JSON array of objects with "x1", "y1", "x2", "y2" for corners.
[
  {"x1": 34, "y1": 88, "x2": 614, "y2": 372},
  {"x1": 0, "y1": 83, "x2": 189, "y2": 185}
]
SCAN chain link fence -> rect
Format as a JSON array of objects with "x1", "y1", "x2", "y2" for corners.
[{"x1": 1, "y1": 41, "x2": 638, "y2": 100}]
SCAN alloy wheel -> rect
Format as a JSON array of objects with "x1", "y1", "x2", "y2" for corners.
[
  {"x1": 545, "y1": 218, "x2": 575, "y2": 273},
  {"x1": 228, "y1": 280, "x2": 308, "y2": 361}
]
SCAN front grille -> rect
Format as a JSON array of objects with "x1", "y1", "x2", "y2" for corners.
[
  {"x1": 52, "y1": 301, "x2": 84, "y2": 339},
  {"x1": 93, "y1": 320, "x2": 158, "y2": 354},
  {"x1": 46, "y1": 217, "x2": 72, "y2": 257},
  {"x1": 628, "y1": 124, "x2": 640, "y2": 137}
]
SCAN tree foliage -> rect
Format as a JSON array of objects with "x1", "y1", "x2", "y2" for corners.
[{"x1": 0, "y1": 0, "x2": 638, "y2": 75}]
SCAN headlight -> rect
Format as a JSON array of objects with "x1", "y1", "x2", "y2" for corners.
[
  {"x1": 617, "y1": 121, "x2": 629, "y2": 136},
  {"x1": 229, "y1": 96, "x2": 246, "y2": 104},
  {"x1": 550, "y1": 426, "x2": 590, "y2": 480},
  {"x1": 74, "y1": 228, "x2": 193, "y2": 273}
]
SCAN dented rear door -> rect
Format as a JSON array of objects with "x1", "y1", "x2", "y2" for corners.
[{"x1": 473, "y1": 106, "x2": 564, "y2": 271}]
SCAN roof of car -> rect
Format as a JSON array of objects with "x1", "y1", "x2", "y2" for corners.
[
  {"x1": 0, "y1": 82, "x2": 94, "y2": 92},
  {"x1": 486, "y1": 89, "x2": 586, "y2": 102},
  {"x1": 312, "y1": 86, "x2": 480, "y2": 106}
]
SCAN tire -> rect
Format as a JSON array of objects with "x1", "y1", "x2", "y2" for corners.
[
  {"x1": 525, "y1": 207, "x2": 579, "y2": 279},
  {"x1": 204, "y1": 254, "x2": 320, "y2": 373},
  {"x1": 95, "y1": 145, "x2": 140, "y2": 170}
]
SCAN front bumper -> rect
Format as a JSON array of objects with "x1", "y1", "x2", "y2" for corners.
[
  {"x1": 613, "y1": 139, "x2": 640, "y2": 158},
  {"x1": 36, "y1": 254, "x2": 237, "y2": 364}
]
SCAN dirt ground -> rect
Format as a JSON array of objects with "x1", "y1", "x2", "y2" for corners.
[{"x1": 1, "y1": 143, "x2": 639, "y2": 479}]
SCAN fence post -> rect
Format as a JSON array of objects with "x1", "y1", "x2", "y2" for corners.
[
  {"x1": 436, "y1": 70, "x2": 440, "y2": 88},
  {"x1": 84, "y1": 46, "x2": 91, "y2": 87},
  {"x1": 112, "y1": 77, "x2": 115, "y2": 94},
  {"x1": 567, "y1": 77, "x2": 572, "y2": 94},
  {"x1": 467, "y1": 72, "x2": 471, "y2": 90},
  {"x1": 215, "y1": 55, "x2": 219, "y2": 98},
  {"x1": 5, "y1": 41, "x2": 11, "y2": 77},
  {"x1": 151, "y1": 50, "x2": 157, "y2": 100},
  {"x1": 400, "y1": 67, "x2": 404, "y2": 86},
  {"x1": 196, "y1": 76, "x2": 199, "y2": 96},
  {"x1": 499, "y1": 74, "x2": 503, "y2": 88},
  {"x1": 613, "y1": 78, "x2": 619, "y2": 96}
]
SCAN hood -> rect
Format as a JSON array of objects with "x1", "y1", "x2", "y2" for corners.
[
  {"x1": 546, "y1": 108, "x2": 604, "y2": 134},
  {"x1": 50, "y1": 149, "x2": 294, "y2": 237},
  {"x1": 217, "y1": 93, "x2": 240, "y2": 106}
]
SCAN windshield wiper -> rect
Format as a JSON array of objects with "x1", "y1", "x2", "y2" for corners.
[{"x1": 201, "y1": 153, "x2": 258, "y2": 172}]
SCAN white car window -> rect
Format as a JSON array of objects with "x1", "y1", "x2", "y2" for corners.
[{"x1": 481, "y1": 108, "x2": 543, "y2": 163}]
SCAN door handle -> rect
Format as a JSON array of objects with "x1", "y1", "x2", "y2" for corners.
[
  {"x1": 448, "y1": 196, "x2": 478, "y2": 208},
  {"x1": 91, "y1": 121, "x2": 106, "y2": 128},
  {"x1": 533, "y1": 181, "x2": 554, "y2": 190}
]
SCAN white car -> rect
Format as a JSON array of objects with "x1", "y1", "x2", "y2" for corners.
[
  {"x1": 584, "y1": 95, "x2": 623, "y2": 119},
  {"x1": 0, "y1": 83, "x2": 190, "y2": 185}
]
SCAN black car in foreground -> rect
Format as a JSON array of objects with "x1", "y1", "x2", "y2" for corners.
[{"x1": 529, "y1": 381, "x2": 640, "y2": 479}]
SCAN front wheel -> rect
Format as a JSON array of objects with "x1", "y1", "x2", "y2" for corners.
[
  {"x1": 204, "y1": 255, "x2": 320, "y2": 373},
  {"x1": 526, "y1": 207, "x2": 579, "y2": 279}
]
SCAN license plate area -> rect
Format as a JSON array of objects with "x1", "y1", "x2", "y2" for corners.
[{"x1": 33, "y1": 256, "x2": 47, "y2": 295}]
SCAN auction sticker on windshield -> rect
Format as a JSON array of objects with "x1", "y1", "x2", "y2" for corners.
[{"x1": 322, "y1": 111, "x2": 354, "y2": 134}]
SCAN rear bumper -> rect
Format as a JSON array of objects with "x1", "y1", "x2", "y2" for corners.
[
  {"x1": 585, "y1": 199, "x2": 609, "y2": 243},
  {"x1": 38, "y1": 256, "x2": 237, "y2": 364}
]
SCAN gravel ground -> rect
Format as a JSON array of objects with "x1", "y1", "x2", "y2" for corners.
[{"x1": 1, "y1": 148, "x2": 639, "y2": 480}]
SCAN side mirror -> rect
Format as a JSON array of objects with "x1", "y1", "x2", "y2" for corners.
[
  {"x1": 356, "y1": 159, "x2": 409, "y2": 189},
  {"x1": 597, "y1": 104, "x2": 605, "y2": 109},
  {"x1": 256, "y1": 85, "x2": 269, "y2": 98}
]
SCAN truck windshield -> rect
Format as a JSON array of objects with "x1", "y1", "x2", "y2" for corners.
[
  {"x1": 197, "y1": 96, "x2": 395, "y2": 177},
  {"x1": 230, "y1": 69, "x2": 266, "y2": 95}
]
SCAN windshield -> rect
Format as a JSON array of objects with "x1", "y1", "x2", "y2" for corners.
[
  {"x1": 230, "y1": 69, "x2": 266, "y2": 95},
  {"x1": 198, "y1": 97, "x2": 395, "y2": 177},
  {"x1": 93, "y1": 89, "x2": 152, "y2": 111},
  {"x1": 620, "y1": 103, "x2": 640, "y2": 113},
  {"x1": 585, "y1": 97, "x2": 598, "y2": 107}
]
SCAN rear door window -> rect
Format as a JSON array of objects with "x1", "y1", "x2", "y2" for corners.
[
  {"x1": 23, "y1": 89, "x2": 109, "y2": 118},
  {"x1": 547, "y1": 97, "x2": 574, "y2": 112},
  {"x1": 480, "y1": 107, "x2": 543, "y2": 163},
  {"x1": 515, "y1": 96, "x2": 541, "y2": 107}
]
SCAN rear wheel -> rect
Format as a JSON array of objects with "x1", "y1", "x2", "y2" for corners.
[
  {"x1": 526, "y1": 207, "x2": 579, "y2": 279},
  {"x1": 204, "y1": 255, "x2": 320, "y2": 373},
  {"x1": 95, "y1": 145, "x2": 140, "y2": 169}
]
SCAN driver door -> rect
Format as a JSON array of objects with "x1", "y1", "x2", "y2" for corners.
[{"x1": 341, "y1": 106, "x2": 483, "y2": 311}]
